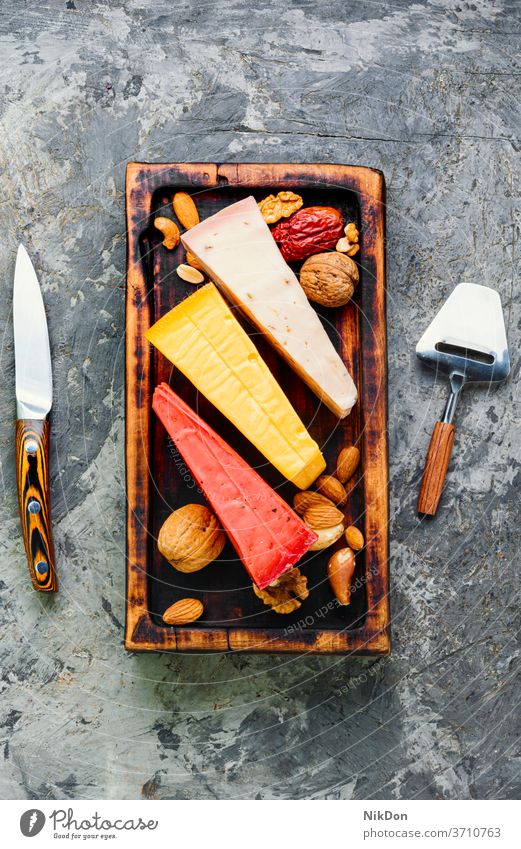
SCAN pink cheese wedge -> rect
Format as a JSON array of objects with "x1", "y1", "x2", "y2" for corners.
[{"x1": 153, "y1": 383, "x2": 318, "y2": 589}]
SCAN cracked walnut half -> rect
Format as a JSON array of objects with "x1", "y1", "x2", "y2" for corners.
[{"x1": 253, "y1": 567, "x2": 309, "y2": 614}]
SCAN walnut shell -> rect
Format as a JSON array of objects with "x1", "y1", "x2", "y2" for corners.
[
  {"x1": 252, "y1": 568, "x2": 309, "y2": 614},
  {"x1": 299, "y1": 252, "x2": 359, "y2": 308},
  {"x1": 158, "y1": 504, "x2": 225, "y2": 573}
]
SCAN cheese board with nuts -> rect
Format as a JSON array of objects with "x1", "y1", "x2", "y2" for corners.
[{"x1": 125, "y1": 162, "x2": 389, "y2": 654}]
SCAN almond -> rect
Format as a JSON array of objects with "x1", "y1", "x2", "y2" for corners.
[
  {"x1": 173, "y1": 192, "x2": 200, "y2": 229},
  {"x1": 308, "y1": 522, "x2": 345, "y2": 551},
  {"x1": 315, "y1": 474, "x2": 347, "y2": 506},
  {"x1": 327, "y1": 547, "x2": 356, "y2": 605},
  {"x1": 186, "y1": 251, "x2": 205, "y2": 271},
  {"x1": 177, "y1": 263, "x2": 205, "y2": 284},
  {"x1": 336, "y1": 446, "x2": 360, "y2": 484},
  {"x1": 304, "y1": 503, "x2": 344, "y2": 530},
  {"x1": 154, "y1": 216, "x2": 180, "y2": 250},
  {"x1": 293, "y1": 490, "x2": 335, "y2": 516},
  {"x1": 345, "y1": 525, "x2": 364, "y2": 551},
  {"x1": 158, "y1": 504, "x2": 225, "y2": 572},
  {"x1": 163, "y1": 598, "x2": 204, "y2": 625}
]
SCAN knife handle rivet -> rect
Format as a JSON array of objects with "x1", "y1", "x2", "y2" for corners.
[
  {"x1": 28, "y1": 499, "x2": 41, "y2": 515},
  {"x1": 36, "y1": 561, "x2": 48, "y2": 576},
  {"x1": 25, "y1": 439, "x2": 38, "y2": 455}
]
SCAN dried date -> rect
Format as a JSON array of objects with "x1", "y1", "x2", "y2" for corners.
[{"x1": 271, "y1": 206, "x2": 344, "y2": 262}]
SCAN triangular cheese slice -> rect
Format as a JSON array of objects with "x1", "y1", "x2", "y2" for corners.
[
  {"x1": 182, "y1": 195, "x2": 357, "y2": 418},
  {"x1": 146, "y1": 283, "x2": 325, "y2": 489},
  {"x1": 153, "y1": 384, "x2": 317, "y2": 589}
]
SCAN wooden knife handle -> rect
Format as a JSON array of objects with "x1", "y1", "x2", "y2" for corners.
[
  {"x1": 15, "y1": 419, "x2": 57, "y2": 592},
  {"x1": 418, "y1": 421, "x2": 456, "y2": 516}
]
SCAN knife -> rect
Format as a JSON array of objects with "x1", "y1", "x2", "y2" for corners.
[{"x1": 13, "y1": 244, "x2": 57, "y2": 592}]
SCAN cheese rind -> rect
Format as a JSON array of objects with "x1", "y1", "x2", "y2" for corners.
[
  {"x1": 182, "y1": 196, "x2": 357, "y2": 418},
  {"x1": 153, "y1": 383, "x2": 318, "y2": 589},
  {"x1": 146, "y1": 283, "x2": 325, "y2": 489}
]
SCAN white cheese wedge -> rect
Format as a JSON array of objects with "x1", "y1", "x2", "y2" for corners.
[{"x1": 182, "y1": 196, "x2": 357, "y2": 419}]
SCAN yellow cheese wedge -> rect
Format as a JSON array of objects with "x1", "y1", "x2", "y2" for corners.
[{"x1": 146, "y1": 283, "x2": 326, "y2": 489}]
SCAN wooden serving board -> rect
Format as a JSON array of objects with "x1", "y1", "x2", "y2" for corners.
[{"x1": 125, "y1": 162, "x2": 389, "y2": 654}]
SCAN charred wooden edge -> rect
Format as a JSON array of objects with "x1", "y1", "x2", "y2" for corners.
[{"x1": 125, "y1": 162, "x2": 389, "y2": 655}]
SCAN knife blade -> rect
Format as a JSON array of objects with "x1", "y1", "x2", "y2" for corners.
[{"x1": 13, "y1": 244, "x2": 57, "y2": 591}]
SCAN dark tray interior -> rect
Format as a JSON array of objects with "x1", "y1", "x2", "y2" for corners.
[{"x1": 140, "y1": 184, "x2": 367, "y2": 632}]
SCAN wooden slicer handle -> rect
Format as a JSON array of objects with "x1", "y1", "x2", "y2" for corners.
[
  {"x1": 418, "y1": 421, "x2": 456, "y2": 516},
  {"x1": 15, "y1": 419, "x2": 57, "y2": 592}
]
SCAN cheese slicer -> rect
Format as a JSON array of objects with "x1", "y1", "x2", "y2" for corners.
[{"x1": 416, "y1": 282, "x2": 510, "y2": 516}]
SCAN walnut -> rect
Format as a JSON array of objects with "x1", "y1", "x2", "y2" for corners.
[
  {"x1": 253, "y1": 568, "x2": 309, "y2": 614},
  {"x1": 336, "y1": 222, "x2": 360, "y2": 257},
  {"x1": 158, "y1": 504, "x2": 225, "y2": 572},
  {"x1": 258, "y1": 191, "x2": 303, "y2": 225},
  {"x1": 299, "y1": 251, "x2": 359, "y2": 308}
]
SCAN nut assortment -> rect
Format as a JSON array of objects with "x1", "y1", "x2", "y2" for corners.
[
  {"x1": 294, "y1": 442, "x2": 363, "y2": 599},
  {"x1": 153, "y1": 189, "x2": 365, "y2": 624}
]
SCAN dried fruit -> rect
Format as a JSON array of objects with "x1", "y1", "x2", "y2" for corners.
[
  {"x1": 253, "y1": 567, "x2": 309, "y2": 614},
  {"x1": 345, "y1": 525, "x2": 364, "y2": 551},
  {"x1": 336, "y1": 446, "x2": 360, "y2": 484},
  {"x1": 154, "y1": 216, "x2": 180, "y2": 250},
  {"x1": 304, "y1": 502, "x2": 344, "y2": 530},
  {"x1": 258, "y1": 191, "x2": 303, "y2": 225},
  {"x1": 327, "y1": 547, "x2": 356, "y2": 605},
  {"x1": 158, "y1": 504, "x2": 225, "y2": 573},
  {"x1": 293, "y1": 490, "x2": 335, "y2": 516},
  {"x1": 271, "y1": 206, "x2": 344, "y2": 262},
  {"x1": 163, "y1": 598, "x2": 204, "y2": 625},
  {"x1": 177, "y1": 263, "x2": 205, "y2": 284},
  {"x1": 308, "y1": 522, "x2": 345, "y2": 551},
  {"x1": 299, "y1": 252, "x2": 359, "y2": 308},
  {"x1": 185, "y1": 251, "x2": 204, "y2": 271},
  {"x1": 315, "y1": 475, "x2": 347, "y2": 506},
  {"x1": 173, "y1": 192, "x2": 200, "y2": 229}
]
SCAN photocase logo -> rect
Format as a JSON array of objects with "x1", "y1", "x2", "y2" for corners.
[{"x1": 20, "y1": 809, "x2": 46, "y2": 837}]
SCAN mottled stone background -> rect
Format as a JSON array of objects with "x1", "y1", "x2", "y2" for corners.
[{"x1": 0, "y1": 0, "x2": 519, "y2": 800}]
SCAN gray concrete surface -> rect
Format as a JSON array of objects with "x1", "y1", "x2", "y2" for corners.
[{"x1": 0, "y1": 0, "x2": 519, "y2": 800}]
